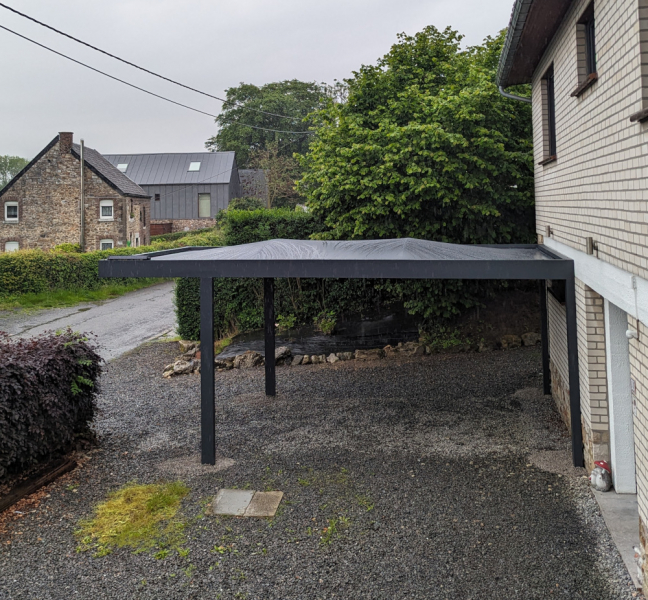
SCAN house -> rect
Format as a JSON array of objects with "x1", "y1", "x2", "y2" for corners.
[
  {"x1": 499, "y1": 0, "x2": 648, "y2": 583},
  {"x1": 0, "y1": 132, "x2": 150, "y2": 252},
  {"x1": 103, "y1": 152, "x2": 244, "y2": 234}
]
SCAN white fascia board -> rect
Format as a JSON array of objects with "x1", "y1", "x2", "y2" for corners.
[{"x1": 544, "y1": 238, "x2": 647, "y2": 327}]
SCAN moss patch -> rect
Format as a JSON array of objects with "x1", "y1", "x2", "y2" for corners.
[{"x1": 76, "y1": 481, "x2": 189, "y2": 557}]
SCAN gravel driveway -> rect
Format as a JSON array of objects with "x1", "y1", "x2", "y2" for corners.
[{"x1": 0, "y1": 343, "x2": 640, "y2": 599}]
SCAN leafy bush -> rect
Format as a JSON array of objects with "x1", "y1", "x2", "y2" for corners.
[
  {"x1": 53, "y1": 243, "x2": 82, "y2": 253},
  {"x1": 0, "y1": 329, "x2": 102, "y2": 481},
  {"x1": 225, "y1": 196, "x2": 265, "y2": 212},
  {"x1": 151, "y1": 226, "x2": 219, "y2": 243}
]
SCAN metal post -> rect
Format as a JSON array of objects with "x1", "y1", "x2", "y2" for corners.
[
  {"x1": 264, "y1": 277, "x2": 276, "y2": 396},
  {"x1": 79, "y1": 139, "x2": 85, "y2": 251},
  {"x1": 565, "y1": 274, "x2": 584, "y2": 468},
  {"x1": 200, "y1": 277, "x2": 215, "y2": 465},
  {"x1": 539, "y1": 280, "x2": 551, "y2": 395}
]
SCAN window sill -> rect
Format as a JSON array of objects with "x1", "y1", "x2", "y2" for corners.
[
  {"x1": 629, "y1": 107, "x2": 648, "y2": 123},
  {"x1": 98, "y1": 218, "x2": 115, "y2": 223},
  {"x1": 3, "y1": 220, "x2": 19, "y2": 224},
  {"x1": 538, "y1": 155, "x2": 557, "y2": 166},
  {"x1": 570, "y1": 72, "x2": 598, "y2": 97}
]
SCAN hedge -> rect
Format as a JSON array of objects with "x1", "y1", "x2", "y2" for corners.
[
  {"x1": 0, "y1": 329, "x2": 102, "y2": 481},
  {"x1": 175, "y1": 209, "x2": 396, "y2": 340}
]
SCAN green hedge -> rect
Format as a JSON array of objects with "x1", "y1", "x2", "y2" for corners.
[
  {"x1": 151, "y1": 226, "x2": 219, "y2": 243},
  {"x1": 175, "y1": 209, "x2": 395, "y2": 340}
]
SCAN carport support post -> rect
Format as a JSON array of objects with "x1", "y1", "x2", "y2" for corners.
[
  {"x1": 200, "y1": 277, "x2": 216, "y2": 465},
  {"x1": 539, "y1": 280, "x2": 551, "y2": 395},
  {"x1": 565, "y1": 274, "x2": 584, "y2": 468},
  {"x1": 264, "y1": 278, "x2": 276, "y2": 396}
]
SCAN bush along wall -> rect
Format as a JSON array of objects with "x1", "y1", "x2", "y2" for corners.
[
  {"x1": 0, "y1": 330, "x2": 102, "y2": 481},
  {"x1": 175, "y1": 209, "x2": 398, "y2": 340}
]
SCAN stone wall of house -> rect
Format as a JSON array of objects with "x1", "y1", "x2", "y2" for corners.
[
  {"x1": 151, "y1": 218, "x2": 216, "y2": 234},
  {"x1": 0, "y1": 133, "x2": 147, "y2": 252}
]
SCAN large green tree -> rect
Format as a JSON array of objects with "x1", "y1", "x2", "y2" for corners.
[
  {"x1": 0, "y1": 155, "x2": 29, "y2": 190},
  {"x1": 206, "y1": 80, "x2": 329, "y2": 167},
  {"x1": 297, "y1": 27, "x2": 534, "y2": 320}
]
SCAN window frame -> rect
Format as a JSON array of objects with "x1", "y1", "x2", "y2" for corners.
[
  {"x1": 539, "y1": 65, "x2": 557, "y2": 165},
  {"x1": 572, "y1": 3, "x2": 597, "y2": 97},
  {"x1": 100, "y1": 239, "x2": 114, "y2": 251},
  {"x1": 188, "y1": 162, "x2": 201, "y2": 172},
  {"x1": 198, "y1": 193, "x2": 211, "y2": 218},
  {"x1": 4, "y1": 241, "x2": 19, "y2": 252},
  {"x1": 4, "y1": 201, "x2": 18, "y2": 222},
  {"x1": 99, "y1": 199, "x2": 114, "y2": 221}
]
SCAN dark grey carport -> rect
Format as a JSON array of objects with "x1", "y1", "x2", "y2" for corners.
[{"x1": 99, "y1": 238, "x2": 582, "y2": 467}]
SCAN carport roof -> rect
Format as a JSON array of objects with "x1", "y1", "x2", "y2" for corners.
[{"x1": 100, "y1": 237, "x2": 572, "y2": 280}]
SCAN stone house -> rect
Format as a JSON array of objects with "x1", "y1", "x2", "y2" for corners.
[
  {"x1": 499, "y1": 0, "x2": 648, "y2": 582},
  {"x1": 0, "y1": 132, "x2": 150, "y2": 253},
  {"x1": 103, "y1": 152, "x2": 245, "y2": 235}
]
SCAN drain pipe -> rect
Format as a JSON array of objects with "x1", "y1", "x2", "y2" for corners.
[
  {"x1": 80, "y1": 139, "x2": 85, "y2": 251},
  {"x1": 498, "y1": 85, "x2": 532, "y2": 104}
]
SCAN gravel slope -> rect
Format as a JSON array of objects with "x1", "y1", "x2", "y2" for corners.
[{"x1": 0, "y1": 343, "x2": 640, "y2": 599}]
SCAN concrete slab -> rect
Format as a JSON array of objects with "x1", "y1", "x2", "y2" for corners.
[
  {"x1": 592, "y1": 490, "x2": 641, "y2": 588},
  {"x1": 244, "y1": 491, "x2": 284, "y2": 517},
  {"x1": 212, "y1": 489, "x2": 254, "y2": 516}
]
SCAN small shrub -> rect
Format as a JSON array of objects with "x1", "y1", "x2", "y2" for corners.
[
  {"x1": 226, "y1": 196, "x2": 265, "y2": 212},
  {"x1": 53, "y1": 243, "x2": 82, "y2": 253},
  {"x1": 315, "y1": 311, "x2": 337, "y2": 335},
  {"x1": 276, "y1": 314, "x2": 297, "y2": 332},
  {"x1": 0, "y1": 329, "x2": 102, "y2": 481}
]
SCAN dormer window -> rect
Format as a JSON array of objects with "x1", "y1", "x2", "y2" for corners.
[
  {"x1": 117, "y1": 164, "x2": 128, "y2": 172},
  {"x1": 188, "y1": 162, "x2": 201, "y2": 172}
]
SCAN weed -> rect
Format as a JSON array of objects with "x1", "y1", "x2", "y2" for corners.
[
  {"x1": 75, "y1": 481, "x2": 189, "y2": 557},
  {"x1": 320, "y1": 515, "x2": 350, "y2": 545},
  {"x1": 356, "y1": 495, "x2": 375, "y2": 512},
  {"x1": 314, "y1": 311, "x2": 337, "y2": 335},
  {"x1": 177, "y1": 547, "x2": 190, "y2": 558},
  {"x1": 155, "y1": 549, "x2": 170, "y2": 560},
  {"x1": 183, "y1": 564, "x2": 196, "y2": 578},
  {"x1": 276, "y1": 314, "x2": 297, "y2": 332}
]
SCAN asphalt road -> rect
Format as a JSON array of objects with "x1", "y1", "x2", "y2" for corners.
[{"x1": 0, "y1": 281, "x2": 176, "y2": 360}]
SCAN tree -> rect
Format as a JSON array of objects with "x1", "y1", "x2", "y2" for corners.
[
  {"x1": 0, "y1": 155, "x2": 29, "y2": 190},
  {"x1": 205, "y1": 80, "x2": 329, "y2": 167},
  {"x1": 296, "y1": 27, "x2": 534, "y2": 320},
  {"x1": 247, "y1": 143, "x2": 302, "y2": 209}
]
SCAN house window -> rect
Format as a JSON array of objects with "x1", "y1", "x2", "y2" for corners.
[
  {"x1": 4, "y1": 202, "x2": 18, "y2": 222},
  {"x1": 117, "y1": 164, "x2": 128, "y2": 172},
  {"x1": 100, "y1": 239, "x2": 114, "y2": 251},
  {"x1": 573, "y1": 3, "x2": 597, "y2": 96},
  {"x1": 188, "y1": 162, "x2": 201, "y2": 172},
  {"x1": 154, "y1": 193, "x2": 160, "y2": 201},
  {"x1": 142, "y1": 207, "x2": 146, "y2": 226},
  {"x1": 4, "y1": 241, "x2": 19, "y2": 252},
  {"x1": 99, "y1": 199, "x2": 114, "y2": 221},
  {"x1": 198, "y1": 193, "x2": 211, "y2": 218},
  {"x1": 541, "y1": 65, "x2": 557, "y2": 163}
]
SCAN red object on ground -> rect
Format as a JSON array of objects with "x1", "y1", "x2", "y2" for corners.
[{"x1": 595, "y1": 460, "x2": 611, "y2": 473}]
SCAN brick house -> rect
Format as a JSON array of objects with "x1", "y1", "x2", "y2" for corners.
[
  {"x1": 499, "y1": 0, "x2": 648, "y2": 583},
  {"x1": 0, "y1": 132, "x2": 150, "y2": 252}
]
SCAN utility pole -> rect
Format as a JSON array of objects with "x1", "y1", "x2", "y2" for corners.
[{"x1": 79, "y1": 139, "x2": 85, "y2": 251}]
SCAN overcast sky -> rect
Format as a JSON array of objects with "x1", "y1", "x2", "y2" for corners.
[{"x1": 0, "y1": 0, "x2": 514, "y2": 159}]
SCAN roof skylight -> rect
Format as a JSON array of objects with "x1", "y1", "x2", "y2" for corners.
[
  {"x1": 188, "y1": 162, "x2": 201, "y2": 172},
  {"x1": 117, "y1": 164, "x2": 128, "y2": 172}
]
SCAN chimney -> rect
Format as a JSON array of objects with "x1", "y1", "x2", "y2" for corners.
[{"x1": 59, "y1": 132, "x2": 73, "y2": 153}]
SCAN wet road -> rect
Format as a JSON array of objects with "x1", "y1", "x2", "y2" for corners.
[{"x1": 0, "y1": 281, "x2": 176, "y2": 360}]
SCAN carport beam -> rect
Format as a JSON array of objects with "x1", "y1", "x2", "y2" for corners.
[
  {"x1": 200, "y1": 277, "x2": 216, "y2": 465},
  {"x1": 264, "y1": 278, "x2": 276, "y2": 396},
  {"x1": 565, "y1": 275, "x2": 584, "y2": 468},
  {"x1": 539, "y1": 280, "x2": 551, "y2": 395}
]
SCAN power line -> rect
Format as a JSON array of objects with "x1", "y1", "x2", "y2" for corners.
[
  {"x1": 0, "y1": 1, "x2": 300, "y2": 121},
  {"x1": 0, "y1": 24, "x2": 314, "y2": 136}
]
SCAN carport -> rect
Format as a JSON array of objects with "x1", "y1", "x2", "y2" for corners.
[{"x1": 99, "y1": 238, "x2": 582, "y2": 467}]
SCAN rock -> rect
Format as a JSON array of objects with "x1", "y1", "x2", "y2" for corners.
[
  {"x1": 193, "y1": 363, "x2": 200, "y2": 373},
  {"x1": 173, "y1": 360, "x2": 194, "y2": 375},
  {"x1": 292, "y1": 355, "x2": 304, "y2": 365},
  {"x1": 500, "y1": 335, "x2": 522, "y2": 350},
  {"x1": 327, "y1": 353, "x2": 339, "y2": 364},
  {"x1": 521, "y1": 332, "x2": 542, "y2": 347},
  {"x1": 164, "y1": 363, "x2": 175, "y2": 372},
  {"x1": 214, "y1": 358, "x2": 234, "y2": 370},
  {"x1": 275, "y1": 346, "x2": 292, "y2": 363},
  {"x1": 355, "y1": 348, "x2": 385, "y2": 361},
  {"x1": 302, "y1": 355, "x2": 311, "y2": 365},
  {"x1": 178, "y1": 340, "x2": 196, "y2": 353},
  {"x1": 162, "y1": 368, "x2": 175, "y2": 379},
  {"x1": 337, "y1": 351, "x2": 354, "y2": 361},
  {"x1": 477, "y1": 341, "x2": 491, "y2": 353},
  {"x1": 181, "y1": 347, "x2": 197, "y2": 359},
  {"x1": 318, "y1": 354, "x2": 327, "y2": 363},
  {"x1": 425, "y1": 346, "x2": 432, "y2": 355},
  {"x1": 311, "y1": 355, "x2": 321, "y2": 364},
  {"x1": 233, "y1": 351, "x2": 264, "y2": 369}
]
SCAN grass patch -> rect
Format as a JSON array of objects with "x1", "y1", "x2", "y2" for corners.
[
  {"x1": 214, "y1": 336, "x2": 233, "y2": 355},
  {"x1": 76, "y1": 481, "x2": 189, "y2": 557},
  {"x1": 0, "y1": 279, "x2": 166, "y2": 311}
]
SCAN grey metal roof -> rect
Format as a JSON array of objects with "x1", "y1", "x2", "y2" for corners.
[
  {"x1": 103, "y1": 152, "x2": 236, "y2": 185},
  {"x1": 71, "y1": 144, "x2": 149, "y2": 198},
  {"x1": 101, "y1": 238, "x2": 572, "y2": 281}
]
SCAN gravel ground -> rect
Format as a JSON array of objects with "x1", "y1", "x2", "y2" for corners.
[{"x1": 0, "y1": 343, "x2": 641, "y2": 599}]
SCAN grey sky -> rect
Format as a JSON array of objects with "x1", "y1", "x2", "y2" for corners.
[{"x1": 0, "y1": 0, "x2": 514, "y2": 159}]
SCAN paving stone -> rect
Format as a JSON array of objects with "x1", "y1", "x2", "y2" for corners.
[
  {"x1": 212, "y1": 489, "x2": 254, "y2": 516},
  {"x1": 244, "y1": 491, "x2": 284, "y2": 517}
]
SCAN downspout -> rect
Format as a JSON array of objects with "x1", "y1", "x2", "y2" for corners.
[
  {"x1": 498, "y1": 85, "x2": 532, "y2": 104},
  {"x1": 80, "y1": 139, "x2": 85, "y2": 251}
]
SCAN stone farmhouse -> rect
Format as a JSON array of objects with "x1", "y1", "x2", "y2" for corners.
[
  {"x1": 0, "y1": 132, "x2": 150, "y2": 252},
  {"x1": 103, "y1": 152, "x2": 248, "y2": 235},
  {"x1": 499, "y1": 0, "x2": 648, "y2": 581}
]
